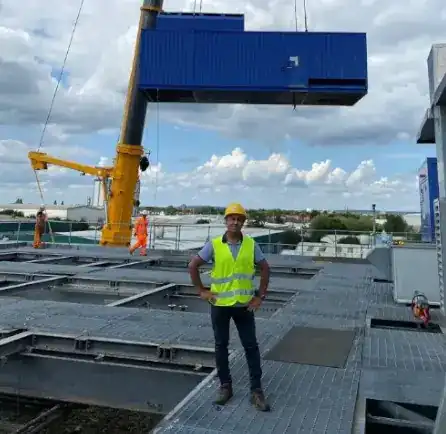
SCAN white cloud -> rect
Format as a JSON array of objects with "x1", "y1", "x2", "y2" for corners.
[
  {"x1": 0, "y1": 143, "x2": 416, "y2": 209},
  {"x1": 0, "y1": 0, "x2": 438, "y2": 209}
]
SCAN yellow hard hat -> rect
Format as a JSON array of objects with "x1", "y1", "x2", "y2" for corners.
[{"x1": 224, "y1": 203, "x2": 247, "y2": 218}]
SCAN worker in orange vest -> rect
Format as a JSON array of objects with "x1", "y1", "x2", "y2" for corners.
[
  {"x1": 33, "y1": 205, "x2": 47, "y2": 248},
  {"x1": 129, "y1": 210, "x2": 149, "y2": 256}
]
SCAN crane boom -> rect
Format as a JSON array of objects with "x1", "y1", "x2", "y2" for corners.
[
  {"x1": 29, "y1": 151, "x2": 113, "y2": 178},
  {"x1": 28, "y1": 0, "x2": 162, "y2": 248}
]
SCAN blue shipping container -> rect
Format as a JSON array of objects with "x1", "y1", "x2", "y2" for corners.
[
  {"x1": 419, "y1": 157, "x2": 439, "y2": 242},
  {"x1": 156, "y1": 12, "x2": 244, "y2": 32},
  {"x1": 138, "y1": 29, "x2": 368, "y2": 106}
]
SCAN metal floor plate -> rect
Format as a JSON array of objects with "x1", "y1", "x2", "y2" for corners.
[{"x1": 264, "y1": 326, "x2": 356, "y2": 369}]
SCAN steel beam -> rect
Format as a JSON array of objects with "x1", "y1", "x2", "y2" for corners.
[
  {"x1": 76, "y1": 260, "x2": 114, "y2": 268},
  {"x1": 108, "y1": 283, "x2": 176, "y2": 307},
  {"x1": 0, "y1": 331, "x2": 33, "y2": 358},
  {"x1": 64, "y1": 277, "x2": 164, "y2": 294},
  {"x1": 0, "y1": 332, "x2": 215, "y2": 369},
  {"x1": 0, "y1": 252, "x2": 18, "y2": 261},
  {"x1": 0, "y1": 276, "x2": 67, "y2": 294},
  {"x1": 0, "y1": 332, "x2": 214, "y2": 414},
  {"x1": 0, "y1": 356, "x2": 207, "y2": 414},
  {"x1": 109, "y1": 258, "x2": 159, "y2": 269},
  {"x1": 367, "y1": 414, "x2": 432, "y2": 432},
  {"x1": 26, "y1": 256, "x2": 77, "y2": 264}
]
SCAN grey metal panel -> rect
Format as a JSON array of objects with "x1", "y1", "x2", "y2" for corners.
[
  {"x1": 366, "y1": 247, "x2": 392, "y2": 281},
  {"x1": 363, "y1": 328, "x2": 446, "y2": 372},
  {"x1": 360, "y1": 369, "x2": 445, "y2": 407},
  {"x1": 392, "y1": 246, "x2": 440, "y2": 304},
  {"x1": 428, "y1": 44, "x2": 446, "y2": 104}
]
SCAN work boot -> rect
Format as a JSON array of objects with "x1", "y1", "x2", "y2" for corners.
[
  {"x1": 250, "y1": 389, "x2": 270, "y2": 412},
  {"x1": 213, "y1": 383, "x2": 233, "y2": 405}
]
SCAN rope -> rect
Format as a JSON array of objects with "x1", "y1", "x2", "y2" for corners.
[
  {"x1": 153, "y1": 89, "x2": 160, "y2": 203},
  {"x1": 294, "y1": 0, "x2": 298, "y2": 31},
  {"x1": 32, "y1": 0, "x2": 85, "y2": 245},
  {"x1": 37, "y1": 0, "x2": 85, "y2": 151},
  {"x1": 303, "y1": 0, "x2": 308, "y2": 31}
]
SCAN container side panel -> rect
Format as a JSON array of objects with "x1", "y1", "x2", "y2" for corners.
[
  {"x1": 193, "y1": 32, "x2": 311, "y2": 88},
  {"x1": 319, "y1": 33, "x2": 367, "y2": 80},
  {"x1": 139, "y1": 31, "x2": 194, "y2": 87},
  {"x1": 157, "y1": 13, "x2": 244, "y2": 32},
  {"x1": 139, "y1": 30, "x2": 367, "y2": 91}
]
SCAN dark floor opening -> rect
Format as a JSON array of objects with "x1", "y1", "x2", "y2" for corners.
[
  {"x1": 0, "y1": 280, "x2": 18, "y2": 289},
  {"x1": 365, "y1": 399, "x2": 437, "y2": 434},
  {"x1": 370, "y1": 318, "x2": 442, "y2": 333}
]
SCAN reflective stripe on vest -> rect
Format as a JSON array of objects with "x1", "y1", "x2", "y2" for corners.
[{"x1": 210, "y1": 235, "x2": 255, "y2": 307}]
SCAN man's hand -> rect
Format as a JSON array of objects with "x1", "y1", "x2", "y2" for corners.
[
  {"x1": 248, "y1": 296, "x2": 263, "y2": 312},
  {"x1": 199, "y1": 288, "x2": 216, "y2": 303}
]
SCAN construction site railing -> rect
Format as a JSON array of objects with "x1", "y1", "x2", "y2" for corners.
[{"x1": 0, "y1": 219, "x2": 429, "y2": 259}]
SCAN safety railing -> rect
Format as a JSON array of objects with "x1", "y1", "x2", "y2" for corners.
[{"x1": 0, "y1": 219, "x2": 428, "y2": 258}]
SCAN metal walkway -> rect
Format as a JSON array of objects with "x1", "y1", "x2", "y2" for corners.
[{"x1": 0, "y1": 244, "x2": 444, "y2": 433}]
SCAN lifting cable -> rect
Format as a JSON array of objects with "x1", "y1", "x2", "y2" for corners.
[
  {"x1": 33, "y1": 0, "x2": 85, "y2": 244},
  {"x1": 303, "y1": 0, "x2": 308, "y2": 32},
  {"x1": 153, "y1": 89, "x2": 160, "y2": 203}
]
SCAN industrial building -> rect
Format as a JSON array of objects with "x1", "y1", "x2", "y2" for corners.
[{"x1": 0, "y1": 204, "x2": 105, "y2": 222}]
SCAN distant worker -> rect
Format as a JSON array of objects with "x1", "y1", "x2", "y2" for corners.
[
  {"x1": 33, "y1": 206, "x2": 47, "y2": 248},
  {"x1": 129, "y1": 210, "x2": 148, "y2": 256},
  {"x1": 188, "y1": 202, "x2": 271, "y2": 412}
]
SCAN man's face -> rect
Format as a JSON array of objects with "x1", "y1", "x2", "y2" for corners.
[{"x1": 225, "y1": 214, "x2": 245, "y2": 233}]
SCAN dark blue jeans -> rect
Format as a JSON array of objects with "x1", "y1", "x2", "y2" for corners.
[{"x1": 210, "y1": 305, "x2": 262, "y2": 391}]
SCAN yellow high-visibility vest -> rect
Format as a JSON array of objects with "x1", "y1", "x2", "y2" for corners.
[{"x1": 210, "y1": 235, "x2": 255, "y2": 307}]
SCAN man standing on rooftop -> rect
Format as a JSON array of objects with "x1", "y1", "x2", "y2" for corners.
[{"x1": 188, "y1": 202, "x2": 271, "y2": 411}]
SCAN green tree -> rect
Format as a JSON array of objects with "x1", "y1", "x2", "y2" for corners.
[
  {"x1": 309, "y1": 214, "x2": 348, "y2": 241},
  {"x1": 384, "y1": 214, "x2": 409, "y2": 234},
  {"x1": 279, "y1": 229, "x2": 303, "y2": 248}
]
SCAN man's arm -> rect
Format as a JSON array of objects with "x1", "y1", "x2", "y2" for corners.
[
  {"x1": 254, "y1": 242, "x2": 270, "y2": 298},
  {"x1": 188, "y1": 241, "x2": 213, "y2": 292}
]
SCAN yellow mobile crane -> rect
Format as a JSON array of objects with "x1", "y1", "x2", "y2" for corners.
[{"x1": 28, "y1": 0, "x2": 162, "y2": 247}]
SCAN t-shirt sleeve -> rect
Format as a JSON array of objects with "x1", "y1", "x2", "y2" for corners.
[
  {"x1": 197, "y1": 241, "x2": 214, "y2": 263},
  {"x1": 254, "y1": 241, "x2": 266, "y2": 263}
]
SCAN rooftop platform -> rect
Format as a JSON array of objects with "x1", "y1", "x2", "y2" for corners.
[{"x1": 0, "y1": 244, "x2": 443, "y2": 432}]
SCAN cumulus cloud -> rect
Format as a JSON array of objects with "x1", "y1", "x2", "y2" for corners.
[
  {"x1": 0, "y1": 140, "x2": 417, "y2": 209},
  {"x1": 0, "y1": 0, "x2": 438, "y2": 208}
]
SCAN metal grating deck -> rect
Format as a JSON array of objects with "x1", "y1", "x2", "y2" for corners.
[{"x1": 0, "y1": 245, "x2": 444, "y2": 433}]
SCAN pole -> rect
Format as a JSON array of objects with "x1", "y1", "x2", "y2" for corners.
[
  {"x1": 100, "y1": 0, "x2": 164, "y2": 247},
  {"x1": 120, "y1": 0, "x2": 164, "y2": 145}
]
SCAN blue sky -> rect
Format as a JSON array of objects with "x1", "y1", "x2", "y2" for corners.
[{"x1": 1, "y1": 0, "x2": 442, "y2": 211}]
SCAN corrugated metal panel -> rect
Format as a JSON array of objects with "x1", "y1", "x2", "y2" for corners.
[
  {"x1": 156, "y1": 12, "x2": 244, "y2": 32},
  {"x1": 139, "y1": 30, "x2": 367, "y2": 91}
]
